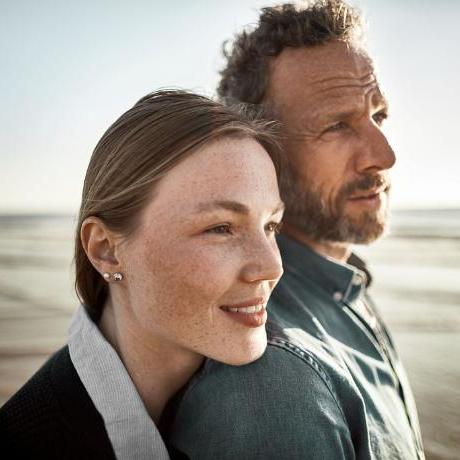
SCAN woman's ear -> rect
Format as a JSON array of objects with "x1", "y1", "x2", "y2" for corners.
[{"x1": 80, "y1": 217, "x2": 121, "y2": 274}]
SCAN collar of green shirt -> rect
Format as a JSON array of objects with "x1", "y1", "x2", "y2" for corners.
[{"x1": 276, "y1": 234, "x2": 371, "y2": 304}]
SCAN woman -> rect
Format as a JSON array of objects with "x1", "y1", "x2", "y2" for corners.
[{"x1": 0, "y1": 90, "x2": 284, "y2": 459}]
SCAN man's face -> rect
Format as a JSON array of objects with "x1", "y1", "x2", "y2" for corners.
[{"x1": 266, "y1": 40, "x2": 395, "y2": 244}]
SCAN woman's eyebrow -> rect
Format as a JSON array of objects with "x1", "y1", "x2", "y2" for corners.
[
  {"x1": 193, "y1": 200, "x2": 285, "y2": 215},
  {"x1": 194, "y1": 200, "x2": 250, "y2": 215},
  {"x1": 272, "y1": 202, "x2": 285, "y2": 215}
]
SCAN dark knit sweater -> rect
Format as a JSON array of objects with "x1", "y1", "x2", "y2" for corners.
[{"x1": 0, "y1": 346, "x2": 116, "y2": 459}]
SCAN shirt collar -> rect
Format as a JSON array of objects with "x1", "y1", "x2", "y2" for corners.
[
  {"x1": 277, "y1": 234, "x2": 370, "y2": 303},
  {"x1": 68, "y1": 305, "x2": 170, "y2": 460}
]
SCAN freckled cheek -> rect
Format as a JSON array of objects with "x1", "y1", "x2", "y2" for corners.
[
  {"x1": 131, "y1": 242, "x2": 240, "y2": 312},
  {"x1": 148, "y1": 253, "x2": 234, "y2": 340},
  {"x1": 173, "y1": 250, "x2": 238, "y2": 297}
]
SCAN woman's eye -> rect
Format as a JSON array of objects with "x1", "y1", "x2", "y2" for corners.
[
  {"x1": 266, "y1": 222, "x2": 283, "y2": 234},
  {"x1": 206, "y1": 224, "x2": 231, "y2": 235}
]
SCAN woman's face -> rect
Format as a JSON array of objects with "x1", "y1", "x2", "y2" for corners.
[{"x1": 116, "y1": 136, "x2": 284, "y2": 365}]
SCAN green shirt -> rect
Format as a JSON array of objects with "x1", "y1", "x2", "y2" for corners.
[{"x1": 167, "y1": 235, "x2": 425, "y2": 459}]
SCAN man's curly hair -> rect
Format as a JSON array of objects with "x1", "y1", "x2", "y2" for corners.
[{"x1": 218, "y1": 0, "x2": 364, "y2": 105}]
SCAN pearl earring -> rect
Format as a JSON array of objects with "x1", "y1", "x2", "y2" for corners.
[{"x1": 102, "y1": 272, "x2": 124, "y2": 282}]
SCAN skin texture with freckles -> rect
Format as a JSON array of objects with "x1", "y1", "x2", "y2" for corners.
[
  {"x1": 98, "y1": 136, "x2": 284, "y2": 421},
  {"x1": 266, "y1": 41, "x2": 396, "y2": 261}
]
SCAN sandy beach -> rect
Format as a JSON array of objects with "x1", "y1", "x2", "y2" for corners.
[{"x1": 0, "y1": 212, "x2": 459, "y2": 459}]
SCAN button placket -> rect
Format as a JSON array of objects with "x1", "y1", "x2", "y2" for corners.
[{"x1": 332, "y1": 291, "x2": 343, "y2": 302}]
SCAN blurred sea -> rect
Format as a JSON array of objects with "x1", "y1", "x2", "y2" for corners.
[{"x1": 0, "y1": 210, "x2": 459, "y2": 459}]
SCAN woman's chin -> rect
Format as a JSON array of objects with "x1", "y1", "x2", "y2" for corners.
[{"x1": 216, "y1": 329, "x2": 268, "y2": 366}]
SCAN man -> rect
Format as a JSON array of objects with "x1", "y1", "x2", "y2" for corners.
[{"x1": 165, "y1": 2, "x2": 425, "y2": 459}]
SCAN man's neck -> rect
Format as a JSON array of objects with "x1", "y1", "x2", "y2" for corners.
[{"x1": 281, "y1": 223, "x2": 351, "y2": 263}]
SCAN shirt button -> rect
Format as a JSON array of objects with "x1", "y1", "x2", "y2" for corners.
[
  {"x1": 333, "y1": 291, "x2": 343, "y2": 302},
  {"x1": 352, "y1": 273, "x2": 363, "y2": 286}
]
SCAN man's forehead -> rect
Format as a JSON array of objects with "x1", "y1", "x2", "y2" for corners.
[{"x1": 267, "y1": 40, "x2": 376, "y2": 99}]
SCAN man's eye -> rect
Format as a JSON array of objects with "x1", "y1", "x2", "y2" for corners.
[
  {"x1": 206, "y1": 224, "x2": 231, "y2": 235},
  {"x1": 373, "y1": 111, "x2": 388, "y2": 126},
  {"x1": 325, "y1": 121, "x2": 347, "y2": 133},
  {"x1": 266, "y1": 222, "x2": 283, "y2": 234}
]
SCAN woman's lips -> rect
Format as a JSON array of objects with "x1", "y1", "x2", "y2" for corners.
[{"x1": 220, "y1": 298, "x2": 267, "y2": 328}]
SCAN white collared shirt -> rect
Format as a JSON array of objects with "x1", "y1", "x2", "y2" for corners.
[{"x1": 68, "y1": 305, "x2": 170, "y2": 460}]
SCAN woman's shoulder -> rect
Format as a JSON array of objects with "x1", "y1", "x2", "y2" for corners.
[
  {"x1": 0, "y1": 346, "x2": 115, "y2": 459},
  {"x1": 1, "y1": 346, "x2": 72, "y2": 423}
]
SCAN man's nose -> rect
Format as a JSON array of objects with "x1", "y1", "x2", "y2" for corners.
[
  {"x1": 240, "y1": 238, "x2": 283, "y2": 284},
  {"x1": 356, "y1": 123, "x2": 396, "y2": 174}
]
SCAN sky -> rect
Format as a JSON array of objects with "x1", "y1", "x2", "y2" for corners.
[{"x1": 1, "y1": 0, "x2": 459, "y2": 213}]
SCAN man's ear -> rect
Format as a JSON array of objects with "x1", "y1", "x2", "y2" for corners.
[{"x1": 80, "y1": 217, "x2": 121, "y2": 274}]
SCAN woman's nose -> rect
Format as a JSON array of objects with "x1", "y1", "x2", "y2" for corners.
[{"x1": 240, "y1": 237, "x2": 284, "y2": 284}]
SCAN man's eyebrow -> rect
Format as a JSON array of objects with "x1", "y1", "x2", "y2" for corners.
[
  {"x1": 372, "y1": 91, "x2": 390, "y2": 113},
  {"x1": 324, "y1": 108, "x2": 358, "y2": 121},
  {"x1": 193, "y1": 200, "x2": 285, "y2": 215},
  {"x1": 324, "y1": 97, "x2": 390, "y2": 122},
  {"x1": 379, "y1": 95, "x2": 390, "y2": 113}
]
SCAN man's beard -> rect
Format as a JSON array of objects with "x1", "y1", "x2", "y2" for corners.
[{"x1": 280, "y1": 167, "x2": 391, "y2": 244}]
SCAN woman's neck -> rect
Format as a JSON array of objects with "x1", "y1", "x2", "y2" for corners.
[{"x1": 98, "y1": 299, "x2": 203, "y2": 424}]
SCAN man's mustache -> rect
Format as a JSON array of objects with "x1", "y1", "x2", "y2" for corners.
[{"x1": 342, "y1": 174, "x2": 391, "y2": 197}]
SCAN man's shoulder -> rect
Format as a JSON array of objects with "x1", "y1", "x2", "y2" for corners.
[
  {"x1": 0, "y1": 346, "x2": 114, "y2": 459},
  {"x1": 180, "y1": 341, "x2": 358, "y2": 412},
  {"x1": 169, "y1": 344, "x2": 366, "y2": 460}
]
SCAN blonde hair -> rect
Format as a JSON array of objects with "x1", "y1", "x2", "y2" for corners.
[{"x1": 75, "y1": 89, "x2": 280, "y2": 318}]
